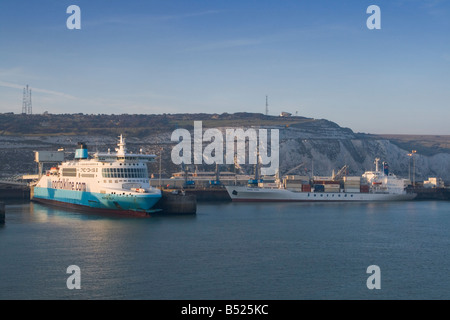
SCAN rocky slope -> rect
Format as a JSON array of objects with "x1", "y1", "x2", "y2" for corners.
[{"x1": 0, "y1": 113, "x2": 449, "y2": 184}]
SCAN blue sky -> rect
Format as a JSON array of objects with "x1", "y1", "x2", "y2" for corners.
[{"x1": 0, "y1": 0, "x2": 449, "y2": 134}]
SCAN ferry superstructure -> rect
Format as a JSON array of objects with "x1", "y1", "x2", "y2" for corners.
[
  {"x1": 225, "y1": 158, "x2": 417, "y2": 202},
  {"x1": 32, "y1": 135, "x2": 162, "y2": 216}
]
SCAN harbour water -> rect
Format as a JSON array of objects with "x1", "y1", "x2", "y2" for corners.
[{"x1": 1, "y1": 199, "x2": 450, "y2": 300}]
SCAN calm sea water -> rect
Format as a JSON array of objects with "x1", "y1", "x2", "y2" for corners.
[{"x1": 1, "y1": 199, "x2": 450, "y2": 300}]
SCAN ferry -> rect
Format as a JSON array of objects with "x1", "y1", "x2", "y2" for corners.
[
  {"x1": 31, "y1": 135, "x2": 162, "y2": 216},
  {"x1": 225, "y1": 158, "x2": 417, "y2": 202}
]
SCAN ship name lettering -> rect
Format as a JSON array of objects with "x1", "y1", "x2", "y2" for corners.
[{"x1": 52, "y1": 180, "x2": 86, "y2": 192}]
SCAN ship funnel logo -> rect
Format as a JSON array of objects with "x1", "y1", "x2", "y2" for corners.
[
  {"x1": 170, "y1": 121, "x2": 279, "y2": 176},
  {"x1": 75, "y1": 142, "x2": 88, "y2": 159}
]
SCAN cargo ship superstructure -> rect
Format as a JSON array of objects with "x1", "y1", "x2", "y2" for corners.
[
  {"x1": 32, "y1": 135, "x2": 162, "y2": 216},
  {"x1": 225, "y1": 158, "x2": 417, "y2": 202}
]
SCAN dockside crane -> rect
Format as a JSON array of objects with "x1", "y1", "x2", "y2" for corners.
[
  {"x1": 332, "y1": 165, "x2": 349, "y2": 181},
  {"x1": 283, "y1": 163, "x2": 305, "y2": 176}
]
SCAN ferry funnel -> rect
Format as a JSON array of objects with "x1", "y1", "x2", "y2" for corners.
[
  {"x1": 75, "y1": 142, "x2": 88, "y2": 159},
  {"x1": 383, "y1": 162, "x2": 389, "y2": 176}
]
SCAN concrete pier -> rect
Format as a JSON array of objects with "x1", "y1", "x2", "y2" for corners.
[
  {"x1": 0, "y1": 202, "x2": 5, "y2": 224},
  {"x1": 185, "y1": 187, "x2": 231, "y2": 202},
  {"x1": 0, "y1": 186, "x2": 30, "y2": 200},
  {"x1": 155, "y1": 190, "x2": 197, "y2": 215}
]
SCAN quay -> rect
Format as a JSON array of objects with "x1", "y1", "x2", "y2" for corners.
[
  {"x1": 412, "y1": 187, "x2": 450, "y2": 200},
  {"x1": 0, "y1": 184, "x2": 30, "y2": 200},
  {"x1": 0, "y1": 202, "x2": 5, "y2": 224},
  {"x1": 184, "y1": 187, "x2": 231, "y2": 202},
  {"x1": 155, "y1": 190, "x2": 197, "y2": 215}
]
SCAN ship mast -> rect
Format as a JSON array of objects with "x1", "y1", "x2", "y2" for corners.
[
  {"x1": 116, "y1": 134, "x2": 127, "y2": 156},
  {"x1": 374, "y1": 158, "x2": 380, "y2": 172}
]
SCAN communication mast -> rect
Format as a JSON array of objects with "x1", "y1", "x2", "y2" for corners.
[
  {"x1": 22, "y1": 85, "x2": 32, "y2": 114},
  {"x1": 265, "y1": 95, "x2": 268, "y2": 115}
]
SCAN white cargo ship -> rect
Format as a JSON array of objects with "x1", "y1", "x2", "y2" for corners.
[
  {"x1": 225, "y1": 158, "x2": 416, "y2": 202},
  {"x1": 32, "y1": 135, "x2": 162, "y2": 216}
]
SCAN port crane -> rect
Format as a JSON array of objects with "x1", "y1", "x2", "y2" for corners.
[
  {"x1": 283, "y1": 163, "x2": 305, "y2": 176},
  {"x1": 332, "y1": 165, "x2": 349, "y2": 180}
]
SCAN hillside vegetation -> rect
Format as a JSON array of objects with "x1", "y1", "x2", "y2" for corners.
[
  {"x1": 373, "y1": 134, "x2": 450, "y2": 156},
  {"x1": 0, "y1": 113, "x2": 320, "y2": 137}
]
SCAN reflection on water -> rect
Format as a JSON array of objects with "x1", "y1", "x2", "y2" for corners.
[{"x1": 1, "y1": 200, "x2": 450, "y2": 299}]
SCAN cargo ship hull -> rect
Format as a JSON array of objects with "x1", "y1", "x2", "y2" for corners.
[
  {"x1": 226, "y1": 158, "x2": 417, "y2": 202},
  {"x1": 225, "y1": 186, "x2": 416, "y2": 202}
]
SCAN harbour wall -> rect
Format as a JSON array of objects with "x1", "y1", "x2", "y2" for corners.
[
  {"x1": 0, "y1": 202, "x2": 5, "y2": 224},
  {"x1": 155, "y1": 190, "x2": 197, "y2": 214},
  {"x1": 0, "y1": 186, "x2": 30, "y2": 200}
]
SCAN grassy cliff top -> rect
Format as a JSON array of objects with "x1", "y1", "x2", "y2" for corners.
[
  {"x1": 0, "y1": 112, "x2": 327, "y2": 136},
  {"x1": 373, "y1": 134, "x2": 450, "y2": 156}
]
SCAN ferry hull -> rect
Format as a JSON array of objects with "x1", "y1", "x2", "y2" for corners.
[
  {"x1": 32, "y1": 187, "x2": 161, "y2": 216},
  {"x1": 225, "y1": 186, "x2": 417, "y2": 202}
]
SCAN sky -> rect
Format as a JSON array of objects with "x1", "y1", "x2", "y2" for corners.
[{"x1": 0, "y1": 0, "x2": 449, "y2": 134}]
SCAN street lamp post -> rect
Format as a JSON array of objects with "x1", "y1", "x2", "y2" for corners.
[
  {"x1": 412, "y1": 150, "x2": 417, "y2": 186},
  {"x1": 159, "y1": 147, "x2": 163, "y2": 189},
  {"x1": 407, "y1": 152, "x2": 412, "y2": 181}
]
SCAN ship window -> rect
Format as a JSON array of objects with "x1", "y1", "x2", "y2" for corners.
[
  {"x1": 62, "y1": 168, "x2": 77, "y2": 177},
  {"x1": 101, "y1": 167, "x2": 149, "y2": 178},
  {"x1": 100, "y1": 167, "x2": 148, "y2": 179}
]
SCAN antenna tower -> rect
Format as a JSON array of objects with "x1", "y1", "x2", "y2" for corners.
[
  {"x1": 265, "y1": 95, "x2": 268, "y2": 115},
  {"x1": 22, "y1": 85, "x2": 32, "y2": 114}
]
